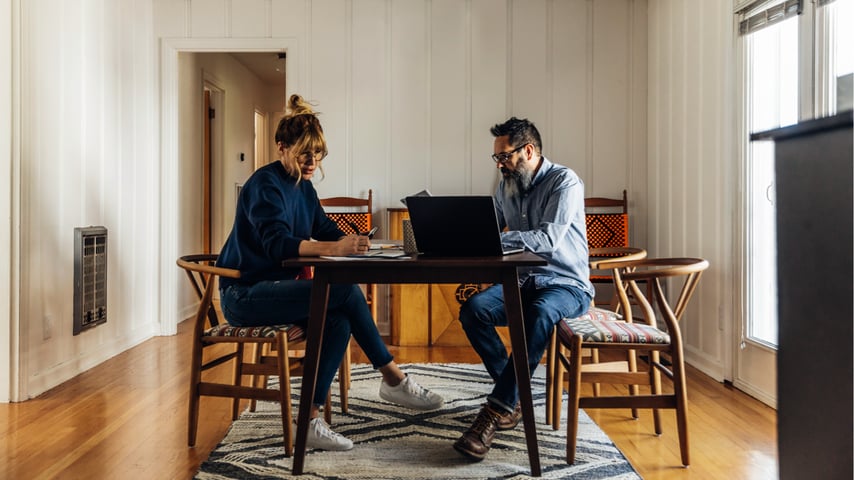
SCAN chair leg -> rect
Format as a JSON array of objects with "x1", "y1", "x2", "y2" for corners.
[
  {"x1": 250, "y1": 343, "x2": 266, "y2": 412},
  {"x1": 650, "y1": 351, "x2": 663, "y2": 434},
  {"x1": 545, "y1": 328, "x2": 555, "y2": 426},
  {"x1": 339, "y1": 342, "x2": 351, "y2": 414},
  {"x1": 367, "y1": 283, "x2": 378, "y2": 323},
  {"x1": 551, "y1": 342, "x2": 565, "y2": 430},
  {"x1": 276, "y1": 333, "x2": 294, "y2": 457},
  {"x1": 324, "y1": 392, "x2": 333, "y2": 424},
  {"x1": 671, "y1": 350, "x2": 690, "y2": 466},
  {"x1": 565, "y1": 334, "x2": 583, "y2": 465},
  {"x1": 232, "y1": 344, "x2": 245, "y2": 420},
  {"x1": 628, "y1": 348, "x2": 640, "y2": 419},
  {"x1": 188, "y1": 341, "x2": 204, "y2": 446}
]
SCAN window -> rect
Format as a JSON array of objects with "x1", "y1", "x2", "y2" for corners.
[
  {"x1": 742, "y1": 0, "x2": 800, "y2": 347},
  {"x1": 816, "y1": 0, "x2": 854, "y2": 115},
  {"x1": 738, "y1": 0, "x2": 851, "y2": 349}
]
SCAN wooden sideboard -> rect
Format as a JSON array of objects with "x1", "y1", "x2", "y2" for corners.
[
  {"x1": 386, "y1": 208, "x2": 511, "y2": 347},
  {"x1": 751, "y1": 111, "x2": 853, "y2": 480}
]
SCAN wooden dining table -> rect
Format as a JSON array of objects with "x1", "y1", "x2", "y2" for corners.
[{"x1": 282, "y1": 251, "x2": 548, "y2": 476}]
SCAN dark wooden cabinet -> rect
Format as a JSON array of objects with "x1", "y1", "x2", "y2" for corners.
[
  {"x1": 386, "y1": 208, "x2": 508, "y2": 346},
  {"x1": 752, "y1": 110, "x2": 853, "y2": 480}
]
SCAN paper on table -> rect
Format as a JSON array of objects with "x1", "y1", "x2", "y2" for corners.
[
  {"x1": 320, "y1": 250, "x2": 410, "y2": 260},
  {"x1": 369, "y1": 242, "x2": 401, "y2": 250}
]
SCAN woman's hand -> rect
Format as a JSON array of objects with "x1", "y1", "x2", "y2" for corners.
[
  {"x1": 335, "y1": 234, "x2": 371, "y2": 256},
  {"x1": 298, "y1": 234, "x2": 371, "y2": 257}
]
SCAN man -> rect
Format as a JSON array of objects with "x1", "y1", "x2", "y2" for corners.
[{"x1": 453, "y1": 117, "x2": 594, "y2": 461}]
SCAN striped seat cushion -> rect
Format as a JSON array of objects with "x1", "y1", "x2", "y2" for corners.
[
  {"x1": 558, "y1": 307, "x2": 670, "y2": 344},
  {"x1": 204, "y1": 324, "x2": 306, "y2": 342}
]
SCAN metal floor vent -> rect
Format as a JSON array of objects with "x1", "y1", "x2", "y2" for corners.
[{"x1": 73, "y1": 226, "x2": 107, "y2": 335}]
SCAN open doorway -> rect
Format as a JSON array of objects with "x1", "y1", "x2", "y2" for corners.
[
  {"x1": 196, "y1": 52, "x2": 286, "y2": 258},
  {"x1": 163, "y1": 40, "x2": 295, "y2": 335}
]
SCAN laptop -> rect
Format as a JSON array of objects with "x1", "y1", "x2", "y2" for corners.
[{"x1": 404, "y1": 195, "x2": 524, "y2": 257}]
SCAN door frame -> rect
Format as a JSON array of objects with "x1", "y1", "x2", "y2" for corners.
[{"x1": 158, "y1": 38, "x2": 300, "y2": 335}]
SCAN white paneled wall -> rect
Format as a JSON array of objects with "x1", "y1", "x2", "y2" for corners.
[
  {"x1": 14, "y1": 0, "x2": 159, "y2": 399},
  {"x1": 160, "y1": 0, "x2": 647, "y2": 225},
  {"x1": 6, "y1": 0, "x2": 743, "y2": 399},
  {"x1": 158, "y1": 0, "x2": 649, "y2": 340},
  {"x1": 648, "y1": 0, "x2": 736, "y2": 381},
  {"x1": 1, "y1": 0, "x2": 14, "y2": 402}
]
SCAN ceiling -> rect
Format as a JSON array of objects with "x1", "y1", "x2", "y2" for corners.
[{"x1": 228, "y1": 52, "x2": 287, "y2": 87}]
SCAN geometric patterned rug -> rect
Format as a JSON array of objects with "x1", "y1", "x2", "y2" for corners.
[{"x1": 196, "y1": 363, "x2": 641, "y2": 479}]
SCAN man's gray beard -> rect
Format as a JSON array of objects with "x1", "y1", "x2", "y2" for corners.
[{"x1": 503, "y1": 165, "x2": 535, "y2": 199}]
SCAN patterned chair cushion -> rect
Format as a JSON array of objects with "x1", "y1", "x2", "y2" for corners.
[
  {"x1": 559, "y1": 307, "x2": 670, "y2": 344},
  {"x1": 204, "y1": 324, "x2": 306, "y2": 342}
]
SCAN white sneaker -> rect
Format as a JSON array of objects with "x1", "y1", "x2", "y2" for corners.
[
  {"x1": 379, "y1": 374, "x2": 444, "y2": 411},
  {"x1": 305, "y1": 417, "x2": 354, "y2": 451}
]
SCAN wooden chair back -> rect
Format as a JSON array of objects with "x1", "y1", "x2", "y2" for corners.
[
  {"x1": 319, "y1": 190, "x2": 377, "y2": 326},
  {"x1": 320, "y1": 189, "x2": 373, "y2": 235},
  {"x1": 584, "y1": 189, "x2": 628, "y2": 250}
]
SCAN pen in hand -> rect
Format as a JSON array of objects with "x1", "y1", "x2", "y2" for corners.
[{"x1": 348, "y1": 222, "x2": 378, "y2": 239}]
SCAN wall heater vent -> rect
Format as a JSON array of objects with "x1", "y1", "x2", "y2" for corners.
[{"x1": 73, "y1": 226, "x2": 108, "y2": 335}]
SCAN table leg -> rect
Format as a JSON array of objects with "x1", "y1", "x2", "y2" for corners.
[
  {"x1": 292, "y1": 271, "x2": 331, "y2": 475},
  {"x1": 501, "y1": 269, "x2": 542, "y2": 477}
]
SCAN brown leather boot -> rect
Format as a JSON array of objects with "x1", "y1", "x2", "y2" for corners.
[
  {"x1": 453, "y1": 404, "x2": 504, "y2": 461},
  {"x1": 496, "y1": 403, "x2": 522, "y2": 430}
]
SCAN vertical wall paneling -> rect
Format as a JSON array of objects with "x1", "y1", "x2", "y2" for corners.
[
  {"x1": 591, "y1": 0, "x2": 630, "y2": 197},
  {"x1": 308, "y1": 0, "x2": 349, "y2": 199},
  {"x1": 231, "y1": 0, "x2": 268, "y2": 38},
  {"x1": 271, "y1": 0, "x2": 307, "y2": 39},
  {"x1": 430, "y1": 0, "x2": 469, "y2": 195},
  {"x1": 630, "y1": 0, "x2": 648, "y2": 250},
  {"x1": 0, "y1": 0, "x2": 15, "y2": 401},
  {"x1": 647, "y1": 0, "x2": 733, "y2": 382},
  {"x1": 190, "y1": 0, "x2": 228, "y2": 38},
  {"x1": 509, "y1": 0, "x2": 548, "y2": 128},
  {"x1": 9, "y1": 0, "x2": 668, "y2": 399},
  {"x1": 549, "y1": 0, "x2": 590, "y2": 183},
  {"x1": 469, "y1": 0, "x2": 507, "y2": 195},
  {"x1": 16, "y1": 0, "x2": 161, "y2": 398},
  {"x1": 389, "y1": 0, "x2": 430, "y2": 200},
  {"x1": 152, "y1": 0, "x2": 189, "y2": 38},
  {"x1": 351, "y1": 0, "x2": 389, "y2": 208}
]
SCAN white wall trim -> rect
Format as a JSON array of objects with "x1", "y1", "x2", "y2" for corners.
[
  {"x1": 1, "y1": 0, "x2": 20, "y2": 402},
  {"x1": 159, "y1": 37, "x2": 300, "y2": 335},
  {"x1": 685, "y1": 345, "x2": 726, "y2": 383}
]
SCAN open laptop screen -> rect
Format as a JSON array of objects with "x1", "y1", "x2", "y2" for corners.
[{"x1": 405, "y1": 195, "x2": 523, "y2": 257}]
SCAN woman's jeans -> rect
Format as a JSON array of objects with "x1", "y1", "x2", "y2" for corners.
[
  {"x1": 220, "y1": 280, "x2": 393, "y2": 406},
  {"x1": 459, "y1": 282, "x2": 590, "y2": 413}
]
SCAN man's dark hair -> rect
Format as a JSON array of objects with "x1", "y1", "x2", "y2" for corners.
[{"x1": 490, "y1": 117, "x2": 542, "y2": 153}]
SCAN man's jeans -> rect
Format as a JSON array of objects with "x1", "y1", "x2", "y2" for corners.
[
  {"x1": 459, "y1": 283, "x2": 590, "y2": 413},
  {"x1": 220, "y1": 280, "x2": 393, "y2": 406}
]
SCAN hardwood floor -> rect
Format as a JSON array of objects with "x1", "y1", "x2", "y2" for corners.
[{"x1": 0, "y1": 319, "x2": 778, "y2": 479}]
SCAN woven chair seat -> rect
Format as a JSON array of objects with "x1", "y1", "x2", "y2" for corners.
[
  {"x1": 558, "y1": 307, "x2": 670, "y2": 344},
  {"x1": 204, "y1": 324, "x2": 306, "y2": 342}
]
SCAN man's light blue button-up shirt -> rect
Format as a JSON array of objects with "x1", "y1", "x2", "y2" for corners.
[{"x1": 496, "y1": 157, "x2": 594, "y2": 298}]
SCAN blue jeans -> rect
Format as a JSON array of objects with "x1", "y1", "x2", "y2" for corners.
[
  {"x1": 459, "y1": 283, "x2": 590, "y2": 413},
  {"x1": 220, "y1": 280, "x2": 393, "y2": 406}
]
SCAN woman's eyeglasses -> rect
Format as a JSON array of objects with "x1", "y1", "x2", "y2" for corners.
[
  {"x1": 491, "y1": 144, "x2": 526, "y2": 164},
  {"x1": 297, "y1": 150, "x2": 328, "y2": 164}
]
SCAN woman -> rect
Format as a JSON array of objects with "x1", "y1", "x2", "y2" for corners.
[{"x1": 216, "y1": 94, "x2": 443, "y2": 451}]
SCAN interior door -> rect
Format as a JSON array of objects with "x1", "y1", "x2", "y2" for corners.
[{"x1": 203, "y1": 89, "x2": 213, "y2": 254}]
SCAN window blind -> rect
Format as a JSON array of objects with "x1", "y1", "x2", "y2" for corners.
[{"x1": 738, "y1": 0, "x2": 803, "y2": 35}]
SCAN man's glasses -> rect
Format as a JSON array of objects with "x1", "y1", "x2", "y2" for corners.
[
  {"x1": 297, "y1": 150, "x2": 328, "y2": 164},
  {"x1": 491, "y1": 144, "x2": 526, "y2": 164}
]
